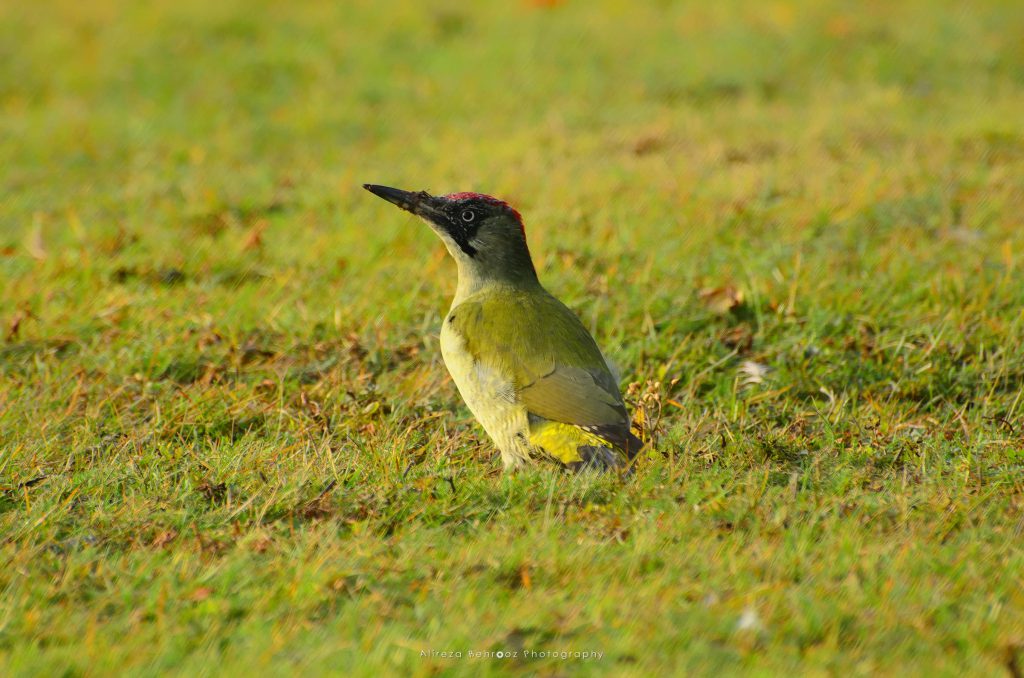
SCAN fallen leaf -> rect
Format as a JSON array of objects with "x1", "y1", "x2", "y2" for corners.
[
  {"x1": 150, "y1": 530, "x2": 177, "y2": 548},
  {"x1": 6, "y1": 309, "x2": 29, "y2": 341},
  {"x1": 242, "y1": 219, "x2": 267, "y2": 251},
  {"x1": 250, "y1": 536, "x2": 272, "y2": 554},
  {"x1": 188, "y1": 587, "x2": 213, "y2": 602},
  {"x1": 720, "y1": 324, "x2": 753, "y2": 351},
  {"x1": 699, "y1": 284, "x2": 744, "y2": 315},
  {"x1": 632, "y1": 135, "x2": 665, "y2": 156}
]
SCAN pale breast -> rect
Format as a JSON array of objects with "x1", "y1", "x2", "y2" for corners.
[{"x1": 440, "y1": 317, "x2": 531, "y2": 468}]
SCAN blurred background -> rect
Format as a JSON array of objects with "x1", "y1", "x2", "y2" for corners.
[{"x1": 3, "y1": 0, "x2": 1022, "y2": 285}]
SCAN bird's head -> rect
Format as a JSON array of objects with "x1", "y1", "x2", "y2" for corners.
[{"x1": 364, "y1": 184, "x2": 537, "y2": 287}]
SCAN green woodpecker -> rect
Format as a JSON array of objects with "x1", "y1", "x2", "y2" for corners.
[{"x1": 364, "y1": 184, "x2": 644, "y2": 472}]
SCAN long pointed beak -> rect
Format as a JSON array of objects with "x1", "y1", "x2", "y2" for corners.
[{"x1": 363, "y1": 184, "x2": 446, "y2": 222}]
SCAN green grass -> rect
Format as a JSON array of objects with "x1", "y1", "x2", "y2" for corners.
[{"x1": 3, "y1": 0, "x2": 1024, "y2": 675}]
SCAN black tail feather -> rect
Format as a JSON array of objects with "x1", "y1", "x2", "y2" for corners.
[
  {"x1": 567, "y1": 445, "x2": 623, "y2": 473},
  {"x1": 624, "y1": 430, "x2": 645, "y2": 460}
]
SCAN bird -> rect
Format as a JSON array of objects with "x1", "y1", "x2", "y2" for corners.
[{"x1": 363, "y1": 184, "x2": 644, "y2": 472}]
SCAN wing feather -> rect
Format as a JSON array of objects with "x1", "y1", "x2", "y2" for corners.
[{"x1": 449, "y1": 289, "x2": 630, "y2": 430}]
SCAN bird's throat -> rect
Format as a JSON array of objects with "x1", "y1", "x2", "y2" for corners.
[{"x1": 452, "y1": 257, "x2": 541, "y2": 306}]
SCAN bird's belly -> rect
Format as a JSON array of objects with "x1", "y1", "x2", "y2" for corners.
[{"x1": 439, "y1": 323, "x2": 531, "y2": 467}]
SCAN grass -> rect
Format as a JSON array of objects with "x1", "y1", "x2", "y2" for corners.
[{"x1": 2, "y1": 0, "x2": 1024, "y2": 675}]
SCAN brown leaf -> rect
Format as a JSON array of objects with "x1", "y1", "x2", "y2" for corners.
[
  {"x1": 6, "y1": 309, "x2": 29, "y2": 341},
  {"x1": 1005, "y1": 644, "x2": 1023, "y2": 678},
  {"x1": 299, "y1": 480, "x2": 338, "y2": 521},
  {"x1": 241, "y1": 220, "x2": 267, "y2": 251},
  {"x1": 698, "y1": 285, "x2": 744, "y2": 315},
  {"x1": 720, "y1": 324, "x2": 753, "y2": 351},
  {"x1": 632, "y1": 135, "x2": 665, "y2": 156},
  {"x1": 188, "y1": 587, "x2": 213, "y2": 602},
  {"x1": 150, "y1": 529, "x2": 178, "y2": 548},
  {"x1": 250, "y1": 536, "x2": 272, "y2": 554}
]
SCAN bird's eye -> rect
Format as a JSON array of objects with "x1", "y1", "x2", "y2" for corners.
[{"x1": 460, "y1": 209, "x2": 476, "y2": 223}]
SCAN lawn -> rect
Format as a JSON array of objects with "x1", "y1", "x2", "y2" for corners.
[{"x1": 2, "y1": 0, "x2": 1024, "y2": 675}]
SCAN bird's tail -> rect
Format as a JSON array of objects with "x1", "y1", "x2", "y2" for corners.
[
  {"x1": 569, "y1": 445, "x2": 625, "y2": 473},
  {"x1": 531, "y1": 420, "x2": 646, "y2": 474},
  {"x1": 624, "y1": 429, "x2": 645, "y2": 460}
]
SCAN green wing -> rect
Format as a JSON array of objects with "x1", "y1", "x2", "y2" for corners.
[
  {"x1": 519, "y1": 364, "x2": 625, "y2": 426},
  {"x1": 448, "y1": 288, "x2": 629, "y2": 428}
]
